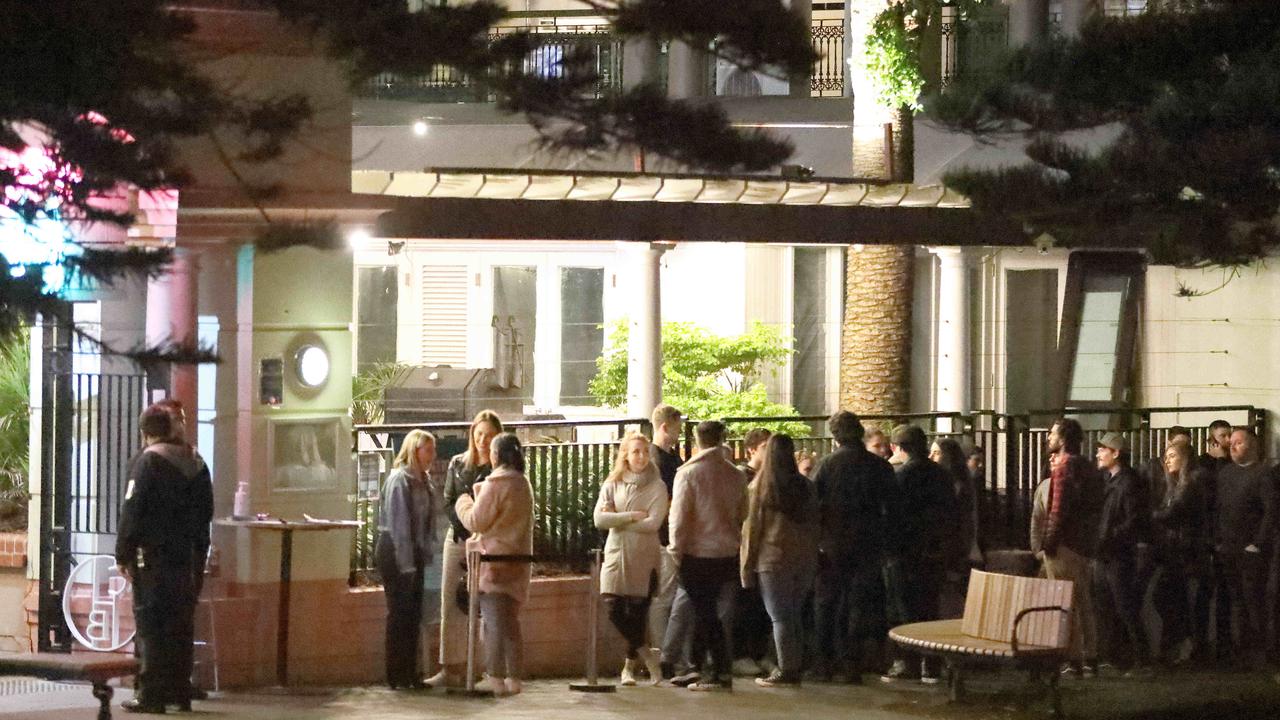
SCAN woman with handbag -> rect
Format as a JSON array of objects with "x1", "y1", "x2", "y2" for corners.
[
  {"x1": 425, "y1": 410, "x2": 502, "y2": 688},
  {"x1": 375, "y1": 429, "x2": 437, "y2": 689},
  {"x1": 455, "y1": 432, "x2": 535, "y2": 697},
  {"x1": 594, "y1": 432, "x2": 669, "y2": 685}
]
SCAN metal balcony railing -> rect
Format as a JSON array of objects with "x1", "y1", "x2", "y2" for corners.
[{"x1": 357, "y1": 17, "x2": 848, "y2": 104}]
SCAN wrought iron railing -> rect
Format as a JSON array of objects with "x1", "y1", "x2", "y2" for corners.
[
  {"x1": 810, "y1": 18, "x2": 845, "y2": 96},
  {"x1": 357, "y1": 17, "x2": 848, "y2": 103},
  {"x1": 361, "y1": 24, "x2": 622, "y2": 104}
]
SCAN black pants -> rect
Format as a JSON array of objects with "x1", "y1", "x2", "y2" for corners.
[
  {"x1": 1217, "y1": 550, "x2": 1269, "y2": 667},
  {"x1": 1095, "y1": 555, "x2": 1150, "y2": 667},
  {"x1": 679, "y1": 555, "x2": 737, "y2": 682},
  {"x1": 887, "y1": 557, "x2": 943, "y2": 674},
  {"x1": 734, "y1": 586, "x2": 771, "y2": 662},
  {"x1": 382, "y1": 563, "x2": 426, "y2": 687},
  {"x1": 813, "y1": 558, "x2": 884, "y2": 674},
  {"x1": 133, "y1": 564, "x2": 197, "y2": 705},
  {"x1": 604, "y1": 594, "x2": 652, "y2": 658}
]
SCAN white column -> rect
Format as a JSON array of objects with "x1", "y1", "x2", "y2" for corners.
[
  {"x1": 931, "y1": 247, "x2": 971, "y2": 417},
  {"x1": 1058, "y1": 0, "x2": 1093, "y2": 38},
  {"x1": 625, "y1": 243, "x2": 668, "y2": 418},
  {"x1": 145, "y1": 246, "x2": 199, "y2": 438},
  {"x1": 667, "y1": 41, "x2": 709, "y2": 99},
  {"x1": 623, "y1": 37, "x2": 660, "y2": 91},
  {"x1": 1007, "y1": 0, "x2": 1049, "y2": 48}
]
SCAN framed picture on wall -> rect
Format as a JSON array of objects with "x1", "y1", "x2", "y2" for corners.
[{"x1": 267, "y1": 417, "x2": 343, "y2": 492}]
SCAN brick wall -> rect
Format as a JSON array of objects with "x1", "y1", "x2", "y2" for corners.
[{"x1": 0, "y1": 531, "x2": 26, "y2": 569}]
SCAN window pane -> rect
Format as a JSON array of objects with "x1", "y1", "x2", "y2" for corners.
[
  {"x1": 560, "y1": 267, "x2": 604, "y2": 406},
  {"x1": 792, "y1": 248, "x2": 827, "y2": 414},
  {"x1": 493, "y1": 266, "x2": 537, "y2": 405},
  {"x1": 1067, "y1": 274, "x2": 1128, "y2": 402},
  {"x1": 356, "y1": 266, "x2": 398, "y2": 373}
]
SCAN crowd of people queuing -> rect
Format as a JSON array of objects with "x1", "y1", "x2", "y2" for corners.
[{"x1": 369, "y1": 408, "x2": 1280, "y2": 697}]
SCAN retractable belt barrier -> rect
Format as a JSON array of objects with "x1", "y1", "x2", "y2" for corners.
[{"x1": 449, "y1": 549, "x2": 538, "y2": 697}]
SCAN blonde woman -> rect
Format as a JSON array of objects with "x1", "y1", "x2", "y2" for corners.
[
  {"x1": 426, "y1": 410, "x2": 502, "y2": 688},
  {"x1": 455, "y1": 433, "x2": 534, "y2": 697},
  {"x1": 594, "y1": 433, "x2": 669, "y2": 685},
  {"x1": 376, "y1": 429, "x2": 436, "y2": 689}
]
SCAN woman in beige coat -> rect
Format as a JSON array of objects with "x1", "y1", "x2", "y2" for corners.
[
  {"x1": 594, "y1": 432, "x2": 668, "y2": 685},
  {"x1": 455, "y1": 432, "x2": 534, "y2": 697}
]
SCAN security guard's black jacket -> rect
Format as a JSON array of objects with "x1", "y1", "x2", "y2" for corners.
[{"x1": 115, "y1": 442, "x2": 214, "y2": 594}]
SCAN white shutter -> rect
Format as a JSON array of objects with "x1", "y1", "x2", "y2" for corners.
[{"x1": 419, "y1": 264, "x2": 469, "y2": 366}]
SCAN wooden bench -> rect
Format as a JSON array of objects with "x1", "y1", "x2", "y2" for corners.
[
  {"x1": 0, "y1": 652, "x2": 139, "y2": 720},
  {"x1": 888, "y1": 570, "x2": 1074, "y2": 718}
]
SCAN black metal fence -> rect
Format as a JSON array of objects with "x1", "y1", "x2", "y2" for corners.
[
  {"x1": 357, "y1": 19, "x2": 848, "y2": 104},
  {"x1": 361, "y1": 24, "x2": 622, "y2": 104},
  {"x1": 351, "y1": 405, "x2": 1265, "y2": 582},
  {"x1": 67, "y1": 373, "x2": 147, "y2": 536}
]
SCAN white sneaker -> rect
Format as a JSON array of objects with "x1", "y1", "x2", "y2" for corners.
[
  {"x1": 620, "y1": 658, "x2": 637, "y2": 686},
  {"x1": 637, "y1": 647, "x2": 663, "y2": 686},
  {"x1": 505, "y1": 677, "x2": 523, "y2": 695},
  {"x1": 485, "y1": 675, "x2": 510, "y2": 697},
  {"x1": 424, "y1": 669, "x2": 457, "y2": 689}
]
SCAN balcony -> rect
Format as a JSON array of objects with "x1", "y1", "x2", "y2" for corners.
[{"x1": 357, "y1": 15, "x2": 848, "y2": 105}]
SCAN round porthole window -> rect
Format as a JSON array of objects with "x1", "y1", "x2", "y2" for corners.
[{"x1": 295, "y1": 345, "x2": 330, "y2": 388}]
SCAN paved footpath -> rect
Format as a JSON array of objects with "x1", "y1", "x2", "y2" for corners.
[{"x1": 3, "y1": 670, "x2": 1279, "y2": 720}]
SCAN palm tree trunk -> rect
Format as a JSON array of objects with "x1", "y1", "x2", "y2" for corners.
[{"x1": 839, "y1": 244, "x2": 914, "y2": 414}]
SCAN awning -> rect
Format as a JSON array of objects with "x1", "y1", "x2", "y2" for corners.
[{"x1": 365, "y1": 168, "x2": 1022, "y2": 246}]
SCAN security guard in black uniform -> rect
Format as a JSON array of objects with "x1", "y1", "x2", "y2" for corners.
[{"x1": 115, "y1": 404, "x2": 214, "y2": 713}]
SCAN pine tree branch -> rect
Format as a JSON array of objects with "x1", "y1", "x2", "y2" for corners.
[{"x1": 64, "y1": 246, "x2": 174, "y2": 285}]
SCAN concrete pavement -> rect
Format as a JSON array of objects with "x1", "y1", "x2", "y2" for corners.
[{"x1": 3, "y1": 669, "x2": 1280, "y2": 720}]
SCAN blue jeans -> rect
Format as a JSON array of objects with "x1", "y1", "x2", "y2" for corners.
[{"x1": 759, "y1": 566, "x2": 813, "y2": 679}]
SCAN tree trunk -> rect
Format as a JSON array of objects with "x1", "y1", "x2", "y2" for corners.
[
  {"x1": 841, "y1": 79, "x2": 916, "y2": 415},
  {"x1": 839, "y1": 244, "x2": 914, "y2": 414}
]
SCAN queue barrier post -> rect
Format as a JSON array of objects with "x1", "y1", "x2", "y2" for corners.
[
  {"x1": 448, "y1": 549, "x2": 537, "y2": 698},
  {"x1": 569, "y1": 548, "x2": 616, "y2": 693}
]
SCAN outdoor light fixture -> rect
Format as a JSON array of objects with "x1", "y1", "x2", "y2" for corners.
[
  {"x1": 295, "y1": 344, "x2": 330, "y2": 389},
  {"x1": 347, "y1": 228, "x2": 371, "y2": 248},
  {"x1": 412, "y1": 120, "x2": 429, "y2": 136}
]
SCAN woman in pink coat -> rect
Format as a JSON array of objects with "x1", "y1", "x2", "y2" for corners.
[{"x1": 455, "y1": 432, "x2": 534, "y2": 697}]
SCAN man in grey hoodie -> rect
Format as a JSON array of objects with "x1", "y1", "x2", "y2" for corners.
[
  {"x1": 669, "y1": 421, "x2": 747, "y2": 691},
  {"x1": 116, "y1": 404, "x2": 214, "y2": 713}
]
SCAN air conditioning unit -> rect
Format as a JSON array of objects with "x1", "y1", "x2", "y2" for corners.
[{"x1": 714, "y1": 59, "x2": 789, "y2": 97}]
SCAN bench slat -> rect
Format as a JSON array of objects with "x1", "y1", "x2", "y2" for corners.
[{"x1": 0, "y1": 653, "x2": 139, "y2": 684}]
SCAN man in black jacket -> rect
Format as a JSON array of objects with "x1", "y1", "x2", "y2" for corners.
[
  {"x1": 881, "y1": 424, "x2": 957, "y2": 684},
  {"x1": 115, "y1": 405, "x2": 214, "y2": 713},
  {"x1": 1092, "y1": 432, "x2": 1152, "y2": 671},
  {"x1": 1214, "y1": 428, "x2": 1277, "y2": 670},
  {"x1": 810, "y1": 411, "x2": 894, "y2": 683}
]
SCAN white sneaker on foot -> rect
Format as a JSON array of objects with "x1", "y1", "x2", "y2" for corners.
[
  {"x1": 621, "y1": 658, "x2": 637, "y2": 686},
  {"x1": 637, "y1": 647, "x2": 663, "y2": 686},
  {"x1": 505, "y1": 677, "x2": 523, "y2": 695},
  {"x1": 485, "y1": 675, "x2": 510, "y2": 697}
]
